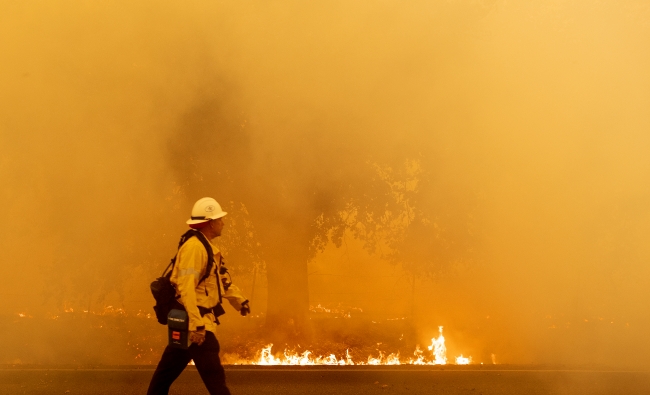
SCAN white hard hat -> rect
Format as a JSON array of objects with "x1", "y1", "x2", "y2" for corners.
[{"x1": 186, "y1": 197, "x2": 228, "y2": 225}]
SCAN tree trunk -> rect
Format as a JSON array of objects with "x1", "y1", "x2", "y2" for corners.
[
  {"x1": 246, "y1": 202, "x2": 315, "y2": 341},
  {"x1": 265, "y1": 252, "x2": 310, "y2": 340}
]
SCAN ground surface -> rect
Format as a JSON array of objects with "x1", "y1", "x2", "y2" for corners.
[{"x1": 1, "y1": 365, "x2": 649, "y2": 395}]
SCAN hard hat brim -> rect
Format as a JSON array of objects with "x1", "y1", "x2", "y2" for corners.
[{"x1": 186, "y1": 211, "x2": 227, "y2": 225}]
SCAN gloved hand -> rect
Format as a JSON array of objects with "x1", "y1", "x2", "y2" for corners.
[
  {"x1": 240, "y1": 301, "x2": 251, "y2": 317},
  {"x1": 190, "y1": 329, "x2": 206, "y2": 346}
]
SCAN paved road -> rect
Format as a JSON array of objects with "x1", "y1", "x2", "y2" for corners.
[{"x1": 2, "y1": 366, "x2": 649, "y2": 395}]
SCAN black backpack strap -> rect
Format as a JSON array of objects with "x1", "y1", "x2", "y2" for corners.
[
  {"x1": 163, "y1": 230, "x2": 202, "y2": 277},
  {"x1": 189, "y1": 232, "x2": 223, "y2": 302},
  {"x1": 192, "y1": 231, "x2": 222, "y2": 303},
  {"x1": 191, "y1": 231, "x2": 214, "y2": 284},
  {"x1": 167, "y1": 229, "x2": 221, "y2": 303},
  {"x1": 161, "y1": 259, "x2": 174, "y2": 277},
  {"x1": 216, "y1": 255, "x2": 223, "y2": 303}
]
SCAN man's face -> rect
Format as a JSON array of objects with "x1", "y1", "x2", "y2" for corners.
[{"x1": 210, "y1": 217, "x2": 225, "y2": 237}]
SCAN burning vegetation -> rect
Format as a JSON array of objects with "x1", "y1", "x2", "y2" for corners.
[
  {"x1": 7, "y1": 305, "x2": 481, "y2": 366},
  {"x1": 241, "y1": 326, "x2": 470, "y2": 366},
  {"x1": 2, "y1": 0, "x2": 650, "y2": 371}
]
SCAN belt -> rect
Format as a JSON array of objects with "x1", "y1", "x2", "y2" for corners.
[{"x1": 172, "y1": 301, "x2": 225, "y2": 324}]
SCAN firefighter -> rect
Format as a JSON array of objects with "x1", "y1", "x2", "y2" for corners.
[{"x1": 147, "y1": 197, "x2": 250, "y2": 395}]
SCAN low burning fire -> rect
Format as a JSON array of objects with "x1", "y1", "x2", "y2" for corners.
[
  {"x1": 428, "y1": 326, "x2": 447, "y2": 364},
  {"x1": 251, "y1": 326, "x2": 471, "y2": 366},
  {"x1": 455, "y1": 355, "x2": 472, "y2": 365}
]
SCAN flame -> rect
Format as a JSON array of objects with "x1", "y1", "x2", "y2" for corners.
[
  {"x1": 410, "y1": 345, "x2": 425, "y2": 365},
  {"x1": 455, "y1": 355, "x2": 471, "y2": 365},
  {"x1": 367, "y1": 351, "x2": 383, "y2": 365},
  {"x1": 258, "y1": 344, "x2": 277, "y2": 365},
  {"x1": 248, "y1": 326, "x2": 471, "y2": 365},
  {"x1": 386, "y1": 352, "x2": 401, "y2": 365},
  {"x1": 345, "y1": 349, "x2": 354, "y2": 365},
  {"x1": 427, "y1": 326, "x2": 447, "y2": 365}
]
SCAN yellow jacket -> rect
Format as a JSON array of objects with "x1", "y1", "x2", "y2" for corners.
[{"x1": 170, "y1": 235, "x2": 248, "y2": 333}]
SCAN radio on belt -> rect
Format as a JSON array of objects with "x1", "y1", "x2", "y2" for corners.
[{"x1": 167, "y1": 309, "x2": 191, "y2": 349}]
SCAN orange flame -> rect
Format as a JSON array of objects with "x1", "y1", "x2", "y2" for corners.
[{"x1": 249, "y1": 326, "x2": 471, "y2": 365}]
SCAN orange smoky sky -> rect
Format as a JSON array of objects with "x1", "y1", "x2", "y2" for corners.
[{"x1": 1, "y1": 1, "x2": 649, "y2": 367}]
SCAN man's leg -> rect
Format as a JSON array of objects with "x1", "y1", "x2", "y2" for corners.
[
  {"x1": 147, "y1": 345, "x2": 192, "y2": 395},
  {"x1": 191, "y1": 331, "x2": 231, "y2": 395}
]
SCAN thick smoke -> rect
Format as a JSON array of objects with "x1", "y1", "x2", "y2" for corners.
[{"x1": 1, "y1": 1, "x2": 649, "y2": 367}]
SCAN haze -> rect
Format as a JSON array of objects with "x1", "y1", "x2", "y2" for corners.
[{"x1": 1, "y1": 1, "x2": 649, "y2": 368}]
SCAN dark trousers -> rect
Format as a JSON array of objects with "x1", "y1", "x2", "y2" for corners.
[{"x1": 147, "y1": 331, "x2": 231, "y2": 395}]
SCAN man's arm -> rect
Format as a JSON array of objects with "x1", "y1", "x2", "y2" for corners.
[{"x1": 222, "y1": 282, "x2": 250, "y2": 316}]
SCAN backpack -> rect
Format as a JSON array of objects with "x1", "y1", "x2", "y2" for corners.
[{"x1": 150, "y1": 229, "x2": 215, "y2": 325}]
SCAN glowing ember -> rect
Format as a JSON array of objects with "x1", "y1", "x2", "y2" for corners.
[
  {"x1": 247, "y1": 326, "x2": 471, "y2": 365},
  {"x1": 308, "y1": 304, "x2": 364, "y2": 318}
]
